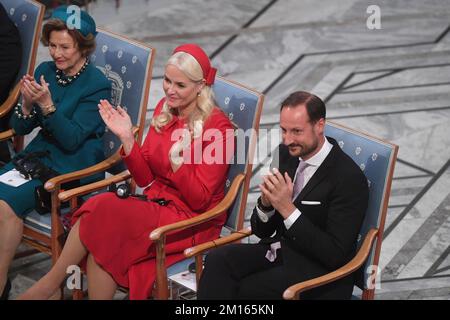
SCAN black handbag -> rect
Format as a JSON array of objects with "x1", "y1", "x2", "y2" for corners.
[
  {"x1": 34, "y1": 185, "x2": 53, "y2": 214},
  {"x1": 12, "y1": 151, "x2": 78, "y2": 214},
  {"x1": 33, "y1": 175, "x2": 80, "y2": 215}
]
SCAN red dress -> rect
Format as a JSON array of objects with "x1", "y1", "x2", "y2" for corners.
[{"x1": 71, "y1": 98, "x2": 234, "y2": 299}]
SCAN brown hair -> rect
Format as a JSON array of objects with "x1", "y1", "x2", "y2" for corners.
[
  {"x1": 41, "y1": 18, "x2": 96, "y2": 57},
  {"x1": 280, "y1": 91, "x2": 326, "y2": 123}
]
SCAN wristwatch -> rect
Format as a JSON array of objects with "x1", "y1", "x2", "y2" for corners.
[
  {"x1": 257, "y1": 197, "x2": 274, "y2": 212},
  {"x1": 41, "y1": 104, "x2": 56, "y2": 117}
]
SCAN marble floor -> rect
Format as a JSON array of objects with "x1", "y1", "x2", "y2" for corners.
[{"x1": 8, "y1": 0, "x2": 450, "y2": 299}]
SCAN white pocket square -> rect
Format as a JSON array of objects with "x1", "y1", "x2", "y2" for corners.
[{"x1": 301, "y1": 201, "x2": 321, "y2": 205}]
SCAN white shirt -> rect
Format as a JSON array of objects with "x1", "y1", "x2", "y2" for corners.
[{"x1": 257, "y1": 137, "x2": 333, "y2": 229}]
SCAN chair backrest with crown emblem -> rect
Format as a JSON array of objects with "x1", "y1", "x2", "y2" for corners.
[
  {"x1": 91, "y1": 28, "x2": 155, "y2": 173},
  {"x1": 22, "y1": 29, "x2": 155, "y2": 242},
  {"x1": 165, "y1": 77, "x2": 264, "y2": 279},
  {"x1": 324, "y1": 121, "x2": 398, "y2": 297},
  {"x1": 0, "y1": 0, "x2": 44, "y2": 153},
  {"x1": 212, "y1": 77, "x2": 263, "y2": 233}
]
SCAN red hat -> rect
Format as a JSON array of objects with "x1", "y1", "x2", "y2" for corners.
[{"x1": 172, "y1": 44, "x2": 217, "y2": 85}]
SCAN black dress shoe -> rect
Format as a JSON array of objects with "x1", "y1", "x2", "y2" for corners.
[{"x1": 0, "y1": 278, "x2": 11, "y2": 300}]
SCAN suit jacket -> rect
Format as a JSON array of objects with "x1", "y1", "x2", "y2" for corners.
[
  {"x1": 0, "y1": 3, "x2": 22, "y2": 104},
  {"x1": 251, "y1": 138, "x2": 369, "y2": 299}
]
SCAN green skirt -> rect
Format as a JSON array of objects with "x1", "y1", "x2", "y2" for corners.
[{"x1": 0, "y1": 162, "x2": 42, "y2": 218}]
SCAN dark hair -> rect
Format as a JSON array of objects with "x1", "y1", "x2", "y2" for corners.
[
  {"x1": 280, "y1": 91, "x2": 326, "y2": 123},
  {"x1": 41, "y1": 18, "x2": 96, "y2": 57}
]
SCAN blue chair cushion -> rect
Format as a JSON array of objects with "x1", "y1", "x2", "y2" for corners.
[
  {"x1": 167, "y1": 258, "x2": 195, "y2": 278},
  {"x1": 24, "y1": 206, "x2": 72, "y2": 236}
]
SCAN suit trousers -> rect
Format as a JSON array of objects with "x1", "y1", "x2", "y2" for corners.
[{"x1": 197, "y1": 243, "x2": 289, "y2": 299}]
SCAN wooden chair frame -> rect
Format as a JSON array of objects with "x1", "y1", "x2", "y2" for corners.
[
  {"x1": 58, "y1": 76, "x2": 264, "y2": 299},
  {"x1": 19, "y1": 28, "x2": 155, "y2": 272},
  {"x1": 0, "y1": 0, "x2": 45, "y2": 151},
  {"x1": 183, "y1": 120, "x2": 398, "y2": 300}
]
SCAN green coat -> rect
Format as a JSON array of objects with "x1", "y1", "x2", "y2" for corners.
[
  {"x1": 0, "y1": 61, "x2": 110, "y2": 217},
  {"x1": 10, "y1": 61, "x2": 110, "y2": 178}
]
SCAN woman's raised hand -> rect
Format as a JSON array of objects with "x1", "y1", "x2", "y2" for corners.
[
  {"x1": 20, "y1": 75, "x2": 53, "y2": 111},
  {"x1": 19, "y1": 74, "x2": 37, "y2": 112},
  {"x1": 98, "y1": 99, "x2": 133, "y2": 141}
]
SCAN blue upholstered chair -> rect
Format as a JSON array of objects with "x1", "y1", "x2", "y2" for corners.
[
  {"x1": 20, "y1": 29, "x2": 155, "y2": 286},
  {"x1": 185, "y1": 120, "x2": 398, "y2": 300},
  {"x1": 282, "y1": 121, "x2": 398, "y2": 300},
  {"x1": 64, "y1": 75, "x2": 264, "y2": 299},
  {"x1": 0, "y1": 0, "x2": 44, "y2": 150},
  {"x1": 149, "y1": 76, "x2": 264, "y2": 299}
]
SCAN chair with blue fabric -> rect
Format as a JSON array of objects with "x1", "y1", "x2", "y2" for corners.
[
  {"x1": 0, "y1": 0, "x2": 44, "y2": 152},
  {"x1": 19, "y1": 29, "x2": 155, "y2": 297},
  {"x1": 151, "y1": 76, "x2": 264, "y2": 299},
  {"x1": 185, "y1": 120, "x2": 398, "y2": 300},
  {"x1": 283, "y1": 121, "x2": 398, "y2": 299},
  {"x1": 61, "y1": 75, "x2": 264, "y2": 299}
]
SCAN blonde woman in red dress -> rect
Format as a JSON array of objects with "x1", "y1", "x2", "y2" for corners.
[{"x1": 19, "y1": 44, "x2": 234, "y2": 300}]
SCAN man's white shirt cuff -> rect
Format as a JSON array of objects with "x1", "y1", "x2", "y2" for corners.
[
  {"x1": 283, "y1": 209, "x2": 302, "y2": 229},
  {"x1": 256, "y1": 206, "x2": 275, "y2": 223}
]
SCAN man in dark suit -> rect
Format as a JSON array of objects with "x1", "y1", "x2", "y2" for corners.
[
  {"x1": 0, "y1": 3, "x2": 22, "y2": 164},
  {"x1": 197, "y1": 91, "x2": 369, "y2": 299}
]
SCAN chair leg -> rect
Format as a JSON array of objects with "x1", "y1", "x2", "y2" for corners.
[
  {"x1": 72, "y1": 288, "x2": 84, "y2": 300},
  {"x1": 13, "y1": 136, "x2": 24, "y2": 153},
  {"x1": 362, "y1": 289, "x2": 375, "y2": 300},
  {"x1": 72, "y1": 277, "x2": 84, "y2": 300},
  {"x1": 195, "y1": 255, "x2": 203, "y2": 286}
]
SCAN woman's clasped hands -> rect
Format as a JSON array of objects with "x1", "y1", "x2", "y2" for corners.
[{"x1": 20, "y1": 75, "x2": 54, "y2": 114}]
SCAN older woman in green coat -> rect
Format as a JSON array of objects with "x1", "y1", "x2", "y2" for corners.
[{"x1": 0, "y1": 6, "x2": 110, "y2": 299}]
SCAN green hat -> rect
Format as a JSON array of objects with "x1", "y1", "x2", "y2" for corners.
[{"x1": 51, "y1": 5, "x2": 97, "y2": 37}]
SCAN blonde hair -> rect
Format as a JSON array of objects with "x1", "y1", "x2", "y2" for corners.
[{"x1": 151, "y1": 51, "x2": 215, "y2": 137}]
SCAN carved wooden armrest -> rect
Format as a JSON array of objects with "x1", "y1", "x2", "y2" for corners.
[
  {"x1": 149, "y1": 173, "x2": 246, "y2": 242},
  {"x1": 283, "y1": 228, "x2": 379, "y2": 300},
  {"x1": 46, "y1": 125, "x2": 140, "y2": 192},
  {"x1": 151, "y1": 173, "x2": 246, "y2": 299},
  {"x1": 58, "y1": 170, "x2": 131, "y2": 202},
  {"x1": 0, "y1": 129, "x2": 15, "y2": 142},
  {"x1": 45, "y1": 151, "x2": 122, "y2": 192},
  {"x1": 184, "y1": 226, "x2": 252, "y2": 258},
  {"x1": 0, "y1": 83, "x2": 20, "y2": 117}
]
